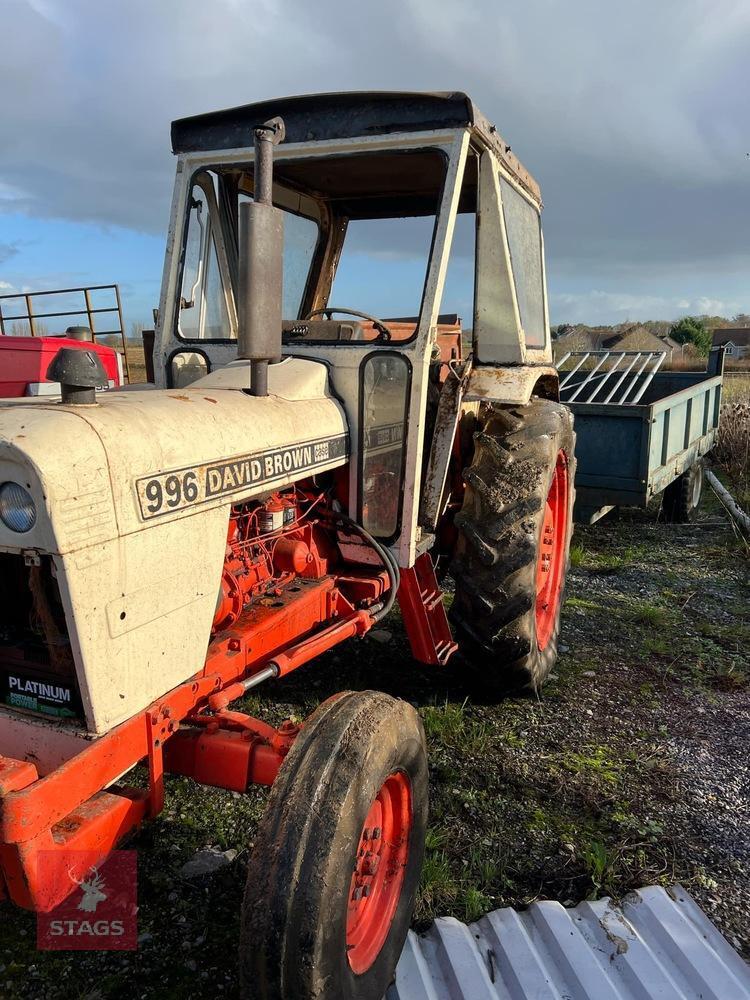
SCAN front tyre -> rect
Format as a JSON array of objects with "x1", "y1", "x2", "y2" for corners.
[
  {"x1": 239, "y1": 690, "x2": 428, "y2": 1000},
  {"x1": 450, "y1": 398, "x2": 576, "y2": 696}
]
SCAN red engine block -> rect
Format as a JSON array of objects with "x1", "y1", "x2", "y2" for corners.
[{"x1": 212, "y1": 488, "x2": 333, "y2": 632}]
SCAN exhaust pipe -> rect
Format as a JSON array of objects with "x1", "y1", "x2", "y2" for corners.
[{"x1": 237, "y1": 116, "x2": 286, "y2": 397}]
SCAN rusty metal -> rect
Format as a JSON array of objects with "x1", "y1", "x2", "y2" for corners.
[
  {"x1": 464, "y1": 364, "x2": 559, "y2": 405},
  {"x1": 420, "y1": 359, "x2": 471, "y2": 532},
  {"x1": 0, "y1": 284, "x2": 131, "y2": 381},
  {"x1": 237, "y1": 118, "x2": 286, "y2": 396}
]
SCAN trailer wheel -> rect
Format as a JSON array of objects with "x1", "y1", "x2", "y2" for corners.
[
  {"x1": 661, "y1": 460, "x2": 704, "y2": 523},
  {"x1": 450, "y1": 398, "x2": 576, "y2": 696},
  {"x1": 239, "y1": 690, "x2": 427, "y2": 1000}
]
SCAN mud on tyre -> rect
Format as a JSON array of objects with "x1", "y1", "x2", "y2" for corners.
[
  {"x1": 239, "y1": 690, "x2": 428, "y2": 1000},
  {"x1": 450, "y1": 397, "x2": 576, "y2": 696}
]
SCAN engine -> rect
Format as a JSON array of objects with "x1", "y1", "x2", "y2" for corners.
[{"x1": 212, "y1": 485, "x2": 333, "y2": 633}]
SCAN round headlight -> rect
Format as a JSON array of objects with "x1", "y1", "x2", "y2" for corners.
[{"x1": 0, "y1": 482, "x2": 37, "y2": 533}]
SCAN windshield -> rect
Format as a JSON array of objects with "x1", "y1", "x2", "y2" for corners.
[
  {"x1": 175, "y1": 147, "x2": 448, "y2": 346},
  {"x1": 177, "y1": 170, "x2": 320, "y2": 342}
]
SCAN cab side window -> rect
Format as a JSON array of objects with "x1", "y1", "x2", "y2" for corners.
[
  {"x1": 499, "y1": 176, "x2": 546, "y2": 350},
  {"x1": 178, "y1": 177, "x2": 233, "y2": 341}
]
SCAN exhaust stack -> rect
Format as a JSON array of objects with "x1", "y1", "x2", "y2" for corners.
[{"x1": 237, "y1": 116, "x2": 286, "y2": 397}]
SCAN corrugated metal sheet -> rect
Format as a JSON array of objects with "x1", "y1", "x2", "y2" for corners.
[{"x1": 389, "y1": 886, "x2": 750, "y2": 1000}]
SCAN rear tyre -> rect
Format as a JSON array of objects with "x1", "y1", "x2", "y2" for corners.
[
  {"x1": 239, "y1": 690, "x2": 428, "y2": 1000},
  {"x1": 450, "y1": 398, "x2": 576, "y2": 696},
  {"x1": 661, "y1": 460, "x2": 703, "y2": 523}
]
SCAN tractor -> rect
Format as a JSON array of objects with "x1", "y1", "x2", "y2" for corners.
[{"x1": 0, "y1": 92, "x2": 575, "y2": 998}]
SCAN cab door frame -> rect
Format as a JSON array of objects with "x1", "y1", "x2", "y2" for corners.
[{"x1": 155, "y1": 129, "x2": 470, "y2": 568}]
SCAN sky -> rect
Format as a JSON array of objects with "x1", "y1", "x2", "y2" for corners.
[{"x1": 1, "y1": 0, "x2": 748, "y2": 332}]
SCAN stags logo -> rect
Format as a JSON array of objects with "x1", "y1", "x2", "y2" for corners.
[
  {"x1": 37, "y1": 851, "x2": 137, "y2": 951},
  {"x1": 72, "y1": 866, "x2": 108, "y2": 913}
]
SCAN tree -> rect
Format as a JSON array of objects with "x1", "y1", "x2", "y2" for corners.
[{"x1": 669, "y1": 316, "x2": 711, "y2": 356}]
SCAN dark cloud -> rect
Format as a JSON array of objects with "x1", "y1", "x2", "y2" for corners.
[
  {"x1": 1, "y1": 0, "x2": 748, "y2": 323},
  {"x1": 0, "y1": 242, "x2": 20, "y2": 265}
]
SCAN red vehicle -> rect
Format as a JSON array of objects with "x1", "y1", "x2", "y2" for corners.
[{"x1": 0, "y1": 335, "x2": 122, "y2": 398}]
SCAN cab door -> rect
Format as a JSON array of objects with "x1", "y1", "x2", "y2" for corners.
[{"x1": 359, "y1": 351, "x2": 411, "y2": 542}]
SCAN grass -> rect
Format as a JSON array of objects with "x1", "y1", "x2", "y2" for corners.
[
  {"x1": 722, "y1": 373, "x2": 750, "y2": 405},
  {"x1": 715, "y1": 376, "x2": 750, "y2": 513},
  {"x1": 569, "y1": 541, "x2": 650, "y2": 573},
  {"x1": 125, "y1": 344, "x2": 148, "y2": 384},
  {"x1": 629, "y1": 600, "x2": 669, "y2": 628},
  {"x1": 1, "y1": 499, "x2": 748, "y2": 996},
  {"x1": 558, "y1": 746, "x2": 625, "y2": 786}
]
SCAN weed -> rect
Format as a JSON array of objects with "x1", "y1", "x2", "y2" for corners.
[
  {"x1": 630, "y1": 600, "x2": 667, "y2": 627},
  {"x1": 421, "y1": 700, "x2": 495, "y2": 755},
  {"x1": 425, "y1": 826, "x2": 451, "y2": 851},
  {"x1": 565, "y1": 596, "x2": 607, "y2": 613},
  {"x1": 559, "y1": 746, "x2": 624, "y2": 786},
  {"x1": 418, "y1": 851, "x2": 459, "y2": 919},
  {"x1": 421, "y1": 699, "x2": 467, "y2": 741},
  {"x1": 568, "y1": 544, "x2": 630, "y2": 572},
  {"x1": 569, "y1": 542, "x2": 586, "y2": 567},
  {"x1": 715, "y1": 400, "x2": 750, "y2": 510},
  {"x1": 642, "y1": 635, "x2": 670, "y2": 657},
  {"x1": 461, "y1": 887, "x2": 493, "y2": 922},
  {"x1": 592, "y1": 552, "x2": 627, "y2": 571},
  {"x1": 580, "y1": 839, "x2": 617, "y2": 894}
]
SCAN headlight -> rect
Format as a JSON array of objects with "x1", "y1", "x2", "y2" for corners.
[{"x1": 0, "y1": 482, "x2": 36, "y2": 533}]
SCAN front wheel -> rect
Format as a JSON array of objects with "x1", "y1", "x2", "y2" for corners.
[
  {"x1": 239, "y1": 690, "x2": 428, "y2": 1000},
  {"x1": 450, "y1": 397, "x2": 576, "y2": 696}
]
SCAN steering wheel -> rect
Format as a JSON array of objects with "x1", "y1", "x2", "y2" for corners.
[{"x1": 304, "y1": 307, "x2": 392, "y2": 342}]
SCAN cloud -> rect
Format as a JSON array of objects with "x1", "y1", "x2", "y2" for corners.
[
  {"x1": 550, "y1": 290, "x2": 743, "y2": 325},
  {"x1": 1, "y1": 0, "x2": 748, "y2": 320},
  {"x1": 0, "y1": 242, "x2": 21, "y2": 266}
]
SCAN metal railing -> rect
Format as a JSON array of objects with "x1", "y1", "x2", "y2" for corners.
[
  {"x1": 0, "y1": 284, "x2": 130, "y2": 380},
  {"x1": 557, "y1": 350, "x2": 666, "y2": 405}
]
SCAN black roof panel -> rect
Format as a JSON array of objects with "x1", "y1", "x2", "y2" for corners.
[
  {"x1": 170, "y1": 91, "x2": 541, "y2": 204},
  {"x1": 171, "y1": 91, "x2": 475, "y2": 153}
]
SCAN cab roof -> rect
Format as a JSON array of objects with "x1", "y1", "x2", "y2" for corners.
[{"x1": 171, "y1": 91, "x2": 541, "y2": 204}]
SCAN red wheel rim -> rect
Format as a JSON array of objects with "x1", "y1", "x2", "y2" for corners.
[
  {"x1": 346, "y1": 771, "x2": 412, "y2": 975},
  {"x1": 535, "y1": 450, "x2": 569, "y2": 650}
]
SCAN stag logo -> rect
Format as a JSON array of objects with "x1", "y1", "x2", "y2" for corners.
[
  {"x1": 71, "y1": 867, "x2": 108, "y2": 913},
  {"x1": 38, "y1": 850, "x2": 138, "y2": 951}
]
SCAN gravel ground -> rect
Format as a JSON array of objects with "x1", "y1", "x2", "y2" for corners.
[
  {"x1": 559, "y1": 506, "x2": 749, "y2": 955},
  {"x1": 666, "y1": 687, "x2": 750, "y2": 953},
  {"x1": 0, "y1": 492, "x2": 747, "y2": 998}
]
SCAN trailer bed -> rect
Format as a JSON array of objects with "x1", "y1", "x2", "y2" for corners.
[{"x1": 558, "y1": 350, "x2": 724, "y2": 523}]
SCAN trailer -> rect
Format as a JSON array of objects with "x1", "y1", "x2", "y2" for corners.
[{"x1": 558, "y1": 348, "x2": 724, "y2": 523}]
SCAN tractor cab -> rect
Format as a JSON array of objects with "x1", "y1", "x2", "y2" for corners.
[{"x1": 156, "y1": 91, "x2": 557, "y2": 564}]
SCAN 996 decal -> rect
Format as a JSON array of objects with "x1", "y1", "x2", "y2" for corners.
[
  {"x1": 139, "y1": 470, "x2": 199, "y2": 516},
  {"x1": 135, "y1": 433, "x2": 348, "y2": 520}
]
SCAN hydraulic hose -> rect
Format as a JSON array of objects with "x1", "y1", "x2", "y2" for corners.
[{"x1": 326, "y1": 511, "x2": 400, "y2": 623}]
